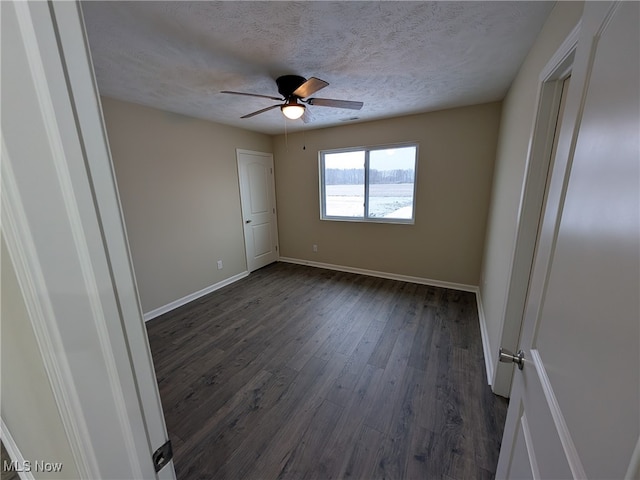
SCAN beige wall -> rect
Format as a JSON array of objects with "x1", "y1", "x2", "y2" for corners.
[
  {"x1": 273, "y1": 103, "x2": 501, "y2": 286},
  {"x1": 479, "y1": 2, "x2": 584, "y2": 391},
  {"x1": 101, "y1": 97, "x2": 272, "y2": 313},
  {"x1": 1, "y1": 237, "x2": 79, "y2": 479}
]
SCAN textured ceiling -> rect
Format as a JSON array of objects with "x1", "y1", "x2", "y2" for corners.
[{"x1": 82, "y1": 1, "x2": 554, "y2": 135}]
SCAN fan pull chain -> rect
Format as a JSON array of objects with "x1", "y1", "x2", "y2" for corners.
[{"x1": 284, "y1": 117, "x2": 288, "y2": 151}]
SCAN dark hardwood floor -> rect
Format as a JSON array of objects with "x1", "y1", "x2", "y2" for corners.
[{"x1": 146, "y1": 262, "x2": 508, "y2": 480}]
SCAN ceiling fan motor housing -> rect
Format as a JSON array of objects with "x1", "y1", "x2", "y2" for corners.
[
  {"x1": 222, "y1": 74, "x2": 362, "y2": 120},
  {"x1": 276, "y1": 75, "x2": 307, "y2": 98}
]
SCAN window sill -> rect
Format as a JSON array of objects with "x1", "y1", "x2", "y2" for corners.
[{"x1": 320, "y1": 216, "x2": 415, "y2": 225}]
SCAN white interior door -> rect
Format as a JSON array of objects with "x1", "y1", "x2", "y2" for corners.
[
  {"x1": 497, "y1": 2, "x2": 639, "y2": 479},
  {"x1": 237, "y1": 150, "x2": 279, "y2": 272}
]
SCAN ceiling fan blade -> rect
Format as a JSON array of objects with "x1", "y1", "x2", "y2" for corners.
[
  {"x1": 221, "y1": 90, "x2": 283, "y2": 101},
  {"x1": 307, "y1": 98, "x2": 363, "y2": 110},
  {"x1": 241, "y1": 104, "x2": 281, "y2": 119},
  {"x1": 293, "y1": 77, "x2": 329, "y2": 98}
]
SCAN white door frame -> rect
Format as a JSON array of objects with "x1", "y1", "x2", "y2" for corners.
[
  {"x1": 54, "y1": 5, "x2": 174, "y2": 476},
  {"x1": 497, "y1": 2, "x2": 639, "y2": 476},
  {"x1": 236, "y1": 149, "x2": 280, "y2": 272},
  {"x1": 490, "y1": 23, "x2": 581, "y2": 397},
  {"x1": 2, "y1": 2, "x2": 174, "y2": 478}
]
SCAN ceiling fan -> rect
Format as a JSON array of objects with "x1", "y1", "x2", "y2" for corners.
[{"x1": 221, "y1": 75, "x2": 363, "y2": 122}]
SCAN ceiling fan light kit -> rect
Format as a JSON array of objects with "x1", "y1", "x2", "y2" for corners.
[
  {"x1": 281, "y1": 100, "x2": 305, "y2": 120},
  {"x1": 222, "y1": 74, "x2": 363, "y2": 122}
]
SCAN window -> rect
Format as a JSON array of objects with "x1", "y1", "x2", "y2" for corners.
[{"x1": 319, "y1": 143, "x2": 418, "y2": 223}]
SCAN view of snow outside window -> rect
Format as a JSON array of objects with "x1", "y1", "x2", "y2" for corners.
[{"x1": 323, "y1": 146, "x2": 416, "y2": 220}]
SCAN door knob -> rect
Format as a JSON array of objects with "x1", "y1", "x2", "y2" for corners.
[
  {"x1": 499, "y1": 347, "x2": 525, "y2": 370},
  {"x1": 245, "y1": 219, "x2": 252, "y2": 224}
]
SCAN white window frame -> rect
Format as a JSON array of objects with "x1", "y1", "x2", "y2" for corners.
[{"x1": 319, "y1": 142, "x2": 419, "y2": 224}]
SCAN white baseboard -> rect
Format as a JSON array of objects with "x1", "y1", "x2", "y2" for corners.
[
  {"x1": 474, "y1": 289, "x2": 494, "y2": 386},
  {"x1": 143, "y1": 271, "x2": 249, "y2": 322},
  {"x1": 278, "y1": 257, "x2": 477, "y2": 292},
  {"x1": 1, "y1": 419, "x2": 35, "y2": 480}
]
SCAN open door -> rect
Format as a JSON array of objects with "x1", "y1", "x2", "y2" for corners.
[
  {"x1": 2, "y1": 2, "x2": 175, "y2": 478},
  {"x1": 496, "y1": 2, "x2": 639, "y2": 478}
]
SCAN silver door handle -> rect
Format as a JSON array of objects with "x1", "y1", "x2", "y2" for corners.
[
  {"x1": 245, "y1": 219, "x2": 252, "y2": 224},
  {"x1": 499, "y1": 347, "x2": 525, "y2": 370}
]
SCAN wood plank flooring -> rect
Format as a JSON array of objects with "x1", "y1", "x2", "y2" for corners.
[{"x1": 146, "y1": 262, "x2": 508, "y2": 480}]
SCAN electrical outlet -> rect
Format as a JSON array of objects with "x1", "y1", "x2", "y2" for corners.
[
  {"x1": 312, "y1": 244, "x2": 318, "y2": 252},
  {"x1": 217, "y1": 260, "x2": 223, "y2": 270}
]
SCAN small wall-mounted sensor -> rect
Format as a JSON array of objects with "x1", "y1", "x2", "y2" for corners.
[{"x1": 217, "y1": 260, "x2": 223, "y2": 270}]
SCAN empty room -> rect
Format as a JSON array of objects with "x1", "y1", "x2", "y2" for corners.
[{"x1": 2, "y1": 1, "x2": 638, "y2": 480}]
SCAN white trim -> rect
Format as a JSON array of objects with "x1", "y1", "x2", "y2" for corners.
[
  {"x1": 530, "y1": 349, "x2": 586, "y2": 479},
  {"x1": 540, "y1": 21, "x2": 581, "y2": 82},
  {"x1": 56, "y1": 2, "x2": 174, "y2": 471},
  {"x1": 236, "y1": 148, "x2": 273, "y2": 157},
  {"x1": 475, "y1": 290, "x2": 494, "y2": 386},
  {"x1": 4, "y1": 2, "x2": 163, "y2": 477},
  {"x1": 1, "y1": 419, "x2": 35, "y2": 480},
  {"x1": 57, "y1": 2, "x2": 173, "y2": 469},
  {"x1": 13, "y1": 2, "x2": 145, "y2": 476},
  {"x1": 625, "y1": 435, "x2": 640, "y2": 480},
  {"x1": 521, "y1": 413, "x2": 541, "y2": 480},
  {"x1": 279, "y1": 259, "x2": 493, "y2": 382},
  {"x1": 318, "y1": 142, "x2": 419, "y2": 225},
  {"x1": 278, "y1": 257, "x2": 476, "y2": 292},
  {"x1": 1, "y1": 139, "x2": 96, "y2": 478},
  {"x1": 491, "y1": 21, "x2": 580, "y2": 398},
  {"x1": 143, "y1": 271, "x2": 249, "y2": 322}
]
